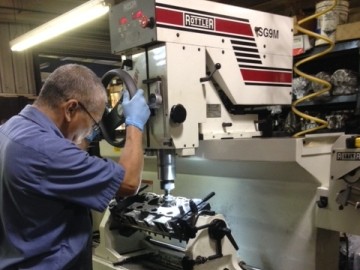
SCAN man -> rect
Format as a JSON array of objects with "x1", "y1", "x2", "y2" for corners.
[{"x1": 0, "y1": 64, "x2": 150, "y2": 269}]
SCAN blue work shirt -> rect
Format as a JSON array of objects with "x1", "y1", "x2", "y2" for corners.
[{"x1": 0, "y1": 105, "x2": 124, "y2": 269}]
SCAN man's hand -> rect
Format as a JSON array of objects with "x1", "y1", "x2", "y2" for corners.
[{"x1": 122, "y1": 89, "x2": 150, "y2": 131}]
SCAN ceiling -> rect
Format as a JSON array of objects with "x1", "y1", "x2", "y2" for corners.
[
  {"x1": 0, "y1": 0, "x2": 319, "y2": 25},
  {"x1": 1, "y1": 0, "x2": 359, "y2": 62},
  {"x1": 0, "y1": 0, "x2": 323, "y2": 32}
]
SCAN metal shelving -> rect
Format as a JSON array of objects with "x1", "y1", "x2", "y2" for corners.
[{"x1": 293, "y1": 39, "x2": 360, "y2": 113}]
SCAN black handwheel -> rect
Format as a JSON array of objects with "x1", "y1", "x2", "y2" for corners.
[{"x1": 100, "y1": 68, "x2": 137, "y2": 148}]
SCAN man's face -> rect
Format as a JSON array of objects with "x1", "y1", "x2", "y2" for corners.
[{"x1": 64, "y1": 100, "x2": 104, "y2": 145}]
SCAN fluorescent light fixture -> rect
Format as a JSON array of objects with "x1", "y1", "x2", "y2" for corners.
[{"x1": 10, "y1": 0, "x2": 109, "y2": 51}]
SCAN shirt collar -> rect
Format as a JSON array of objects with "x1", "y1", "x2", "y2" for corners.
[{"x1": 18, "y1": 105, "x2": 64, "y2": 139}]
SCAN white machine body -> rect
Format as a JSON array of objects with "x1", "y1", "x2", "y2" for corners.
[
  {"x1": 93, "y1": 0, "x2": 360, "y2": 269},
  {"x1": 316, "y1": 136, "x2": 360, "y2": 235},
  {"x1": 94, "y1": 1, "x2": 293, "y2": 269},
  {"x1": 109, "y1": 0, "x2": 293, "y2": 155}
]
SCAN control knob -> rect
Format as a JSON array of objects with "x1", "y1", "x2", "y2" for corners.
[{"x1": 170, "y1": 104, "x2": 187, "y2": 124}]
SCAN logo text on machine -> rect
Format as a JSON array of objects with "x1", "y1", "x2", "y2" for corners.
[
  {"x1": 336, "y1": 152, "x2": 360, "y2": 161},
  {"x1": 254, "y1": 27, "x2": 279, "y2": 39},
  {"x1": 184, "y1": 13, "x2": 214, "y2": 30}
]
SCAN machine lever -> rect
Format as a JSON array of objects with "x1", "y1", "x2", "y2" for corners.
[
  {"x1": 201, "y1": 192, "x2": 215, "y2": 203},
  {"x1": 189, "y1": 192, "x2": 215, "y2": 225},
  {"x1": 180, "y1": 192, "x2": 215, "y2": 220},
  {"x1": 182, "y1": 219, "x2": 240, "y2": 269},
  {"x1": 208, "y1": 219, "x2": 239, "y2": 251},
  {"x1": 200, "y1": 63, "x2": 221, "y2": 82},
  {"x1": 223, "y1": 227, "x2": 239, "y2": 250},
  {"x1": 189, "y1": 200, "x2": 199, "y2": 226},
  {"x1": 138, "y1": 184, "x2": 149, "y2": 194},
  {"x1": 196, "y1": 219, "x2": 239, "y2": 251}
]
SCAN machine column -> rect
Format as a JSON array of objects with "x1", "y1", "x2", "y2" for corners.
[{"x1": 157, "y1": 149, "x2": 176, "y2": 205}]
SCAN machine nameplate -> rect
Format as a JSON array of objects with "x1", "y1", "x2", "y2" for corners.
[
  {"x1": 336, "y1": 151, "x2": 360, "y2": 161},
  {"x1": 254, "y1": 27, "x2": 280, "y2": 39},
  {"x1": 184, "y1": 13, "x2": 214, "y2": 30}
]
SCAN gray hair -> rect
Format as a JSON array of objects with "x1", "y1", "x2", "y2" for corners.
[{"x1": 35, "y1": 64, "x2": 107, "y2": 112}]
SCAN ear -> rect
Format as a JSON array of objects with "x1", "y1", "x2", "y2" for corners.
[{"x1": 64, "y1": 99, "x2": 79, "y2": 122}]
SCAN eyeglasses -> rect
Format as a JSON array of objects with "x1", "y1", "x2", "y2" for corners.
[{"x1": 78, "y1": 101, "x2": 100, "y2": 131}]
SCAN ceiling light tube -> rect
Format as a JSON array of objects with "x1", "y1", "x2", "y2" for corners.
[{"x1": 10, "y1": 0, "x2": 110, "y2": 52}]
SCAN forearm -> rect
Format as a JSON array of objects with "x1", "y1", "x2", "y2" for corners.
[{"x1": 117, "y1": 126, "x2": 144, "y2": 197}]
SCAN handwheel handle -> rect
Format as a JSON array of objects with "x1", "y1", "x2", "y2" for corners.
[
  {"x1": 102, "y1": 68, "x2": 137, "y2": 97},
  {"x1": 100, "y1": 68, "x2": 137, "y2": 148}
]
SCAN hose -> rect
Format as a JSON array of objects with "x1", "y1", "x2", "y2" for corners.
[{"x1": 292, "y1": 0, "x2": 338, "y2": 137}]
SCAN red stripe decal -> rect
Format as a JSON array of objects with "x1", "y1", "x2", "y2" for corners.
[
  {"x1": 216, "y1": 19, "x2": 253, "y2": 37},
  {"x1": 156, "y1": 7, "x2": 253, "y2": 38},
  {"x1": 156, "y1": 7, "x2": 183, "y2": 26},
  {"x1": 241, "y1": 69, "x2": 292, "y2": 83}
]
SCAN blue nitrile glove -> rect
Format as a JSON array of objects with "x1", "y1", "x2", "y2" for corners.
[{"x1": 122, "y1": 89, "x2": 150, "y2": 131}]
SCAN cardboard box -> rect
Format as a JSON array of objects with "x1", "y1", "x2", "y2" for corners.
[
  {"x1": 336, "y1": 21, "x2": 360, "y2": 42},
  {"x1": 293, "y1": 34, "x2": 313, "y2": 56}
]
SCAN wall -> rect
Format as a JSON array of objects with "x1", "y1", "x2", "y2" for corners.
[
  {"x1": 0, "y1": 96, "x2": 34, "y2": 122},
  {"x1": 0, "y1": 23, "x2": 36, "y2": 96}
]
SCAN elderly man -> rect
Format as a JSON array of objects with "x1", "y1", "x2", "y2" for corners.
[{"x1": 0, "y1": 64, "x2": 150, "y2": 269}]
